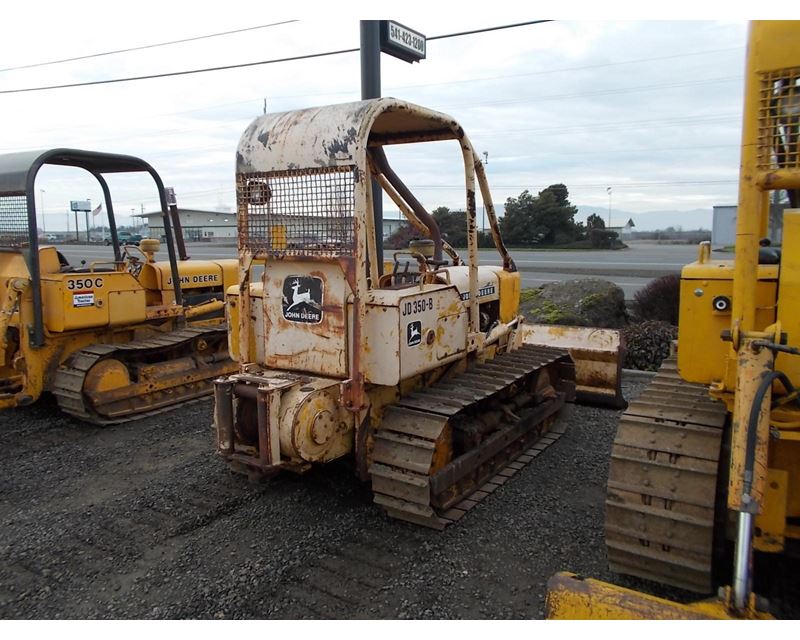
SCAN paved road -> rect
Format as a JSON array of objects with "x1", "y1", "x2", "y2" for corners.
[{"x1": 53, "y1": 241, "x2": 697, "y2": 299}]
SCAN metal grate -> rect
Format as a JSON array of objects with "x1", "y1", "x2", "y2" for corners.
[
  {"x1": 758, "y1": 67, "x2": 800, "y2": 172},
  {"x1": 237, "y1": 166, "x2": 357, "y2": 257},
  {"x1": 0, "y1": 195, "x2": 31, "y2": 247}
]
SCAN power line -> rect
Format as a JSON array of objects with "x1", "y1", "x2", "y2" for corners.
[
  {"x1": 0, "y1": 19, "x2": 553, "y2": 95},
  {"x1": 428, "y1": 21, "x2": 551, "y2": 41},
  {"x1": 0, "y1": 20, "x2": 299, "y2": 73},
  {"x1": 0, "y1": 48, "x2": 359, "y2": 95}
]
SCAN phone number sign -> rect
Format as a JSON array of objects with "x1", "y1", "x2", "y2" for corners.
[{"x1": 380, "y1": 21, "x2": 426, "y2": 63}]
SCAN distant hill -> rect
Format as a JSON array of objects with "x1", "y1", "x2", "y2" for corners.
[{"x1": 576, "y1": 206, "x2": 712, "y2": 232}]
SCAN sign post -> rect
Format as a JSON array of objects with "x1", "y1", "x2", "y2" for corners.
[
  {"x1": 70, "y1": 200, "x2": 91, "y2": 242},
  {"x1": 360, "y1": 20, "x2": 427, "y2": 275}
]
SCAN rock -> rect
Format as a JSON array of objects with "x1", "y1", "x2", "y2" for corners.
[{"x1": 519, "y1": 278, "x2": 628, "y2": 328}]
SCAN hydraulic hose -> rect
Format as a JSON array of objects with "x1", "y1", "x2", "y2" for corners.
[{"x1": 743, "y1": 369, "x2": 792, "y2": 500}]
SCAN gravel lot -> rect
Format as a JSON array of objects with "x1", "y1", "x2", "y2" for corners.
[{"x1": 0, "y1": 375, "x2": 797, "y2": 619}]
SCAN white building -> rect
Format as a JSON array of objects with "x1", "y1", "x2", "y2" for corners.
[
  {"x1": 140, "y1": 209, "x2": 236, "y2": 242},
  {"x1": 608, "y1": 218, "x2": 635, "y2": 239},
  {"x1": 141, "y1": 208, "x2": 409, "y2": 244},
  {"x1": 382, "y1": 216, "x2": 409, "y2": 239}
]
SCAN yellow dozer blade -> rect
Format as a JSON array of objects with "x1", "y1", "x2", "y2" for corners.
[
  {"x1": 519, "y1": 324, "x2": 625, "y2": 408},
  {"x1": 545, "y1": 573, "x2": 772, "y2": 620}
]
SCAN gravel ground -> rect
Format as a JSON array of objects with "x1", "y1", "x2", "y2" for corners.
[{"x1": 0, "y1": 376, "x2": 797, "y2": 619}]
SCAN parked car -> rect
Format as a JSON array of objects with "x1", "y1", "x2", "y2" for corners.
[{"x1": 105, "y1": 232, "x2": 142, "y2": 246}]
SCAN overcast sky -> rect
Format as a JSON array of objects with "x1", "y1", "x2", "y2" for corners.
[{"x1": 0, "y1": 3, "x2": 786, "y2": 232}]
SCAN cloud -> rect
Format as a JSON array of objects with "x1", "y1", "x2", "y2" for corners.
[{"x1": 0, "y1": 11, "x2": 751, "y2": 230}]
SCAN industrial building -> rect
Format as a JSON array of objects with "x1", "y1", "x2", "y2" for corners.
[
  {"x1": 142, "y1": 208, "x2": 409, "y2": 244},
  {"x1": 140, "y1": 209, "x2": 236, "y2": 242}
]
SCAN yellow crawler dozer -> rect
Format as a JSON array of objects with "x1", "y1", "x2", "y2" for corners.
[
  {"x1": 0, "y1": 148, "x2": 237, "y2": 424},
  {"x1": 547, "y1": 20, "x2": 800, "y2": 619},
  {"x1": 213, "y1": 98, "x2": 624, "y2": 527}
]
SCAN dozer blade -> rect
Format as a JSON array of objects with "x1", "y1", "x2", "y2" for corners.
[
  {"x1": 545, "y1": 572, "x2": 772, "y2": 620},
  {"x1": 519, "y1": 323, "x2": 626, "y2": 409}
]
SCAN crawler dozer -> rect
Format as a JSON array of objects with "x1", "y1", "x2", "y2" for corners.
[
  {"x1": 547, "y1": 20, "x2": 800, "y2": 619},
  {"x1": 0, "y1": 148, "x2": 237, "y2": 424},
  {"x1": 214, "y1": 98, "x2": 625, "y2": 527}
]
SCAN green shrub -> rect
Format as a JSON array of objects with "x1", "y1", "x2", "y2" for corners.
[
  {"x1": 631, "y1": 273, "x2": 681, "y2": 324},
  {"x1": 588, "y1": 228, "x2": 620, "y2": 249}
]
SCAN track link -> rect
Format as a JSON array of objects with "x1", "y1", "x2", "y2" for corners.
[
  {"x1": 52, "y1": 325, "x2": 235, "y2": 425},
  {"x1": 604, "y1": 357, "x2": 728, "y2": 593},
  {"x1": 369, "y1": 344, "x2": 574, "y2": 529}
]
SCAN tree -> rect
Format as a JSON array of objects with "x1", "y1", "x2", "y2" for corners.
[
  {"x1": 500, "y1": 184, "x2": 580, "y2": 246},
  {"x1": 385, "y1": 223, "x2": 419, "y2": 249},
  {"x1": 586, "y1": 213, "x2": 605, "y2": 230},
  {"x1": 432, "y1": 206, "x2": 468, "y2": 248}
]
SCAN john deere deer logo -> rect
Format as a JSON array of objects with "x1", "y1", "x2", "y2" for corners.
[
  {"x1": 282, "y1": 276, "x2": 323, "y2": 324},
  {"x1": 407, "y1": 321, "x2": 422, "y2": 347}
]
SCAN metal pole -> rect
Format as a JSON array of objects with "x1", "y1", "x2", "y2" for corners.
[
  {"x1": 607, "y1": 187, "x2": 612, "y2": 228},
  {"x1": 361, "y1": 20, "x2": 383, "y2": 274}
]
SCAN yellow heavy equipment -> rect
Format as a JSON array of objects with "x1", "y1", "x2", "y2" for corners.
[
  {"x1": 213, "y1": 98, "x2": 625, "y2": 527},
  {"x1": 0, "y1": 148, "x2": 237, "y2": 424},
  {"x1": 547, "y1": 20, "x2": 800, "y2": 619}
]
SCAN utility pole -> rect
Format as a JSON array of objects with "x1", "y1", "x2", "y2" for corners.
[{"x1": 607, "y1": 187, "x2": 613, "y2": 228}]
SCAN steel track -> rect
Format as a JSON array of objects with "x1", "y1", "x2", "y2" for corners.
[
  {"x1": 52, "y1": 325, "x2": 234, "y2": 426},
  {"x1": 604, "y1": 357, "x2": 729, "y2": 593},
  {"x1": 369, "y1": 344, "x2": 574, "y2": 529}
]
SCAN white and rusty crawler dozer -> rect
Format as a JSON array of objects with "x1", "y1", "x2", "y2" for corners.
[{"x1": 214, "y1": 98, "x2": 622, "y2": 527}]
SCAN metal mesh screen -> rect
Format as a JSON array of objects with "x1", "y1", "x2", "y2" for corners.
[
  {"x1": 0, "y1": 195, "x2": 31, "y2": 247},
  {"x1": 758, "y1": 67, "x2": 800, "y2": 172},
  {"x1": 237, "y1": 166, "x2": 357, "y2": 257}
]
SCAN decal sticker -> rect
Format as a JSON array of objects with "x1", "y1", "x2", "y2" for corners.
[
  {"x1": 167, "y1": 274, "x2": 220, "y2": 285},
  {"x1": 72, "y1": 292, "x2": 95, "y2": 308},
  {"x1": 401, "y1": 297, "x2": 434, "y2": 316},
  {"x1": 282, "y1": 276, "x2": 324, "y2": 324},
  {"x1": 407, "y1": 321, "x2": 422, "y2": 347},
  {"x1": 459, "y1": 284, "x2": 496, "y2": 301},
  {"x1": 67, "y1": 277, "x2": 103, "y2": 290}
]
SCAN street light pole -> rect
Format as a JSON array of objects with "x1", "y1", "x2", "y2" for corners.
[{"x1": 607, "y1": 186, "x2": 612, "y2": 228}]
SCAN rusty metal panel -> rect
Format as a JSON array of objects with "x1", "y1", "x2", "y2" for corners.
[
  {"x1": 361, "y1": 285, "x2": 467, "y2": 386},
  {"x1": 236, "y1": 99, "x2": 461, "y2": 177},
  {"x1": 261, "y1": 261, "x2": 349, "y2": 377}
]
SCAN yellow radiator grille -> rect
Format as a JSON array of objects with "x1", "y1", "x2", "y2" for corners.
[{"x1": 758, "y1": 67, "x2": 800, "y2": 172}]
